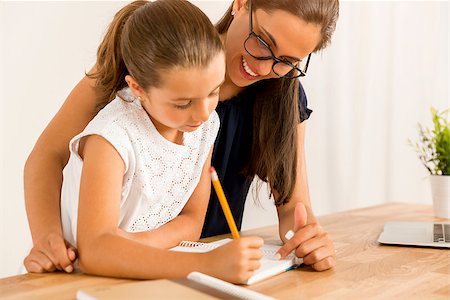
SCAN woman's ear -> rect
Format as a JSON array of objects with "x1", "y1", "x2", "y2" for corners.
[
  {"x1": 232, "y1": 0, "x2": 249, "y2": 14},
  {"x1": 125, "y1": 75, "x2": 144, "y2": 99}
]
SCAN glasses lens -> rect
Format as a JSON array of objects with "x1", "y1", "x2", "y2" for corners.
[
  {"x1": 273, "y1": 62, "x2": 297, "y2": 77},
  {"x1": 245, "y1": 35, "x2": 272, "y2": 59}
]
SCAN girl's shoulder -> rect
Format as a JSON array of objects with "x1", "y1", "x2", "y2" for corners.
[
  {"x1": 204, "y1": 110, "x2": 220, "y2": 132},
  {"x1": 185, "y1": 110, "x2": 220, "y2": 149},
  {"x1": 90, "y1": 94, "x2": 145, "y2": 131}
]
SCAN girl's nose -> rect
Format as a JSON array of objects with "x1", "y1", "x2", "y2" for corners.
[{"x1": 192, "y1": 99, "x2": 210, "y2": 123}]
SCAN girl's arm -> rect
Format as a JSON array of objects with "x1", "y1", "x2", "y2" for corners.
[
  {"x1": 275, "y1": 122, "x2": 336, "y2": 271},
  {"x1": 24, "y1": 70, "x2": 101, "y2": 273},
  {"x1": 77, "y1": 134, "x2": 263, "y2": 282},
  {"x1": 117, "y1": 148, "x2": 214, "y2": 249}
]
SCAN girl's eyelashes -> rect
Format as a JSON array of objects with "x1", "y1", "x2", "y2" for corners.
[
  {"x1": 173, "y1": 90, "x2": 220, "y2": 110},
  {"x1": 174, "y1": 101, "x2": 192, "y2": 110}
]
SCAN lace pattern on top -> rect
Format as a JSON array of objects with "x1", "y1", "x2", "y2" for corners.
[{"x1": 62, "y1": 88, "x2": 219, "y2": 244}]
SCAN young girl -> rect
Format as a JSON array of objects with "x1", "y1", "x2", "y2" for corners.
[
  {"x1": 25, "y1": 0, "x2": 339, "y2": 274},
  {"x1": 50, "y1": 0, "x2": 263, "y2": 283}
]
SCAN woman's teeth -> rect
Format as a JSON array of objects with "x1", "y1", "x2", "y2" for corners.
[{"x1": 242, "y1": 57, "x2": 258, "y2": 77}]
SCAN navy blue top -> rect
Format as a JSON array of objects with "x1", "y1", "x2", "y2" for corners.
[{"x1": 201, "y1": 81, "x2": 312, "y2": 238}]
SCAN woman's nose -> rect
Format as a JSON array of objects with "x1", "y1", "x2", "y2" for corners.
[{"x1": 256, "y1": 59, "x2": 273, "y2": 76}]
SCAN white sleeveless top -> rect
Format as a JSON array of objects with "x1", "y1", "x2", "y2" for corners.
[{"x1": 61, "y1": 88, "x2": 220, "y2": 247}]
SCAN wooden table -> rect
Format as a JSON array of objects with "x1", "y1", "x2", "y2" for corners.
[{"x1": 1, "y1": 203, "x2": 449, "y2": 299}]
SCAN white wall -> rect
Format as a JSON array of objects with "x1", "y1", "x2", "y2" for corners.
[
  {"x1": 0, "y1": 1, "x2": 448, "y2": 278},
  {"x1": 302, "y1": 1, "x2": 449, "y2": 215}
]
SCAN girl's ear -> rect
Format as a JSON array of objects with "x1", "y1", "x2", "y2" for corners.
[
  {"x1": 232, "y1": 0, "x2": 249, "y2": 14},
  {"x1": 125, "y1": 75, "x2": 144, "y2": 99}
]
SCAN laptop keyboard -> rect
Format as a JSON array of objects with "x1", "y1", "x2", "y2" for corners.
[{"x1": 433, "y1": 223, "x2": 450, "y2": 243}]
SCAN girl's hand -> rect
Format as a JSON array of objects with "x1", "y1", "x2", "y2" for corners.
[
  {"x1": 277, "y1": 203, "x2": 336, "y2": 271},
  {"x1": 24, "y1": 233, "x2": 77, "y2": 273},
  {"x1": 206, "y1": 236, "x2": 264, "y2": 284}
]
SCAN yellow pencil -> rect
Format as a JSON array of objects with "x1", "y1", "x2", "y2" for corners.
[{"x1": 210, "y1": 166, "x2": 240, "y2": 239}]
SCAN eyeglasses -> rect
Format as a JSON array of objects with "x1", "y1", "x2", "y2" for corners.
[{"x1": 244, "y1": 0, "x2": 311, "y2": 79}]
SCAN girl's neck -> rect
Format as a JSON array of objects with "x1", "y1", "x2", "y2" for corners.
[
  {"x1": 159, "y1": 128, "x2": 184, "y2": 145},
  {"x1": 145, "y1": 108, "x2": 184, "y2": 145}
]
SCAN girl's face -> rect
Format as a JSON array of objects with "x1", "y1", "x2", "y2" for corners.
[
  {"x1": 136, "y1": 52, "x2": 225, "y2": 138},
  {"x1": 224, "y1": 2, "x2": 321, "y2": 88}
]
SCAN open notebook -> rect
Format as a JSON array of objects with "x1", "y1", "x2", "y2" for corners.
[{"x1": 171, "y1": 238, "x2": 301, "y2": 285}]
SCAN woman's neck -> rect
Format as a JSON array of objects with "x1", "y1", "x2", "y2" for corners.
[
  {"x1": 219, "y1": 32, "x2": 243, "y2": 102},
  {"x1": 219, "y1": 73, "x2": 242, "y2": 101}
]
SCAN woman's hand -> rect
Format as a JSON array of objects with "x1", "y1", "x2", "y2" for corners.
[
  {"x1": 24, "y1": 233, "x2": 77, "y2": 273},
  {"x1": 206, "y1": 236, "x2": 263, "y2": 284},
  {"x1": 277, "y1": 203, "x2": 336, "y2": 271}
]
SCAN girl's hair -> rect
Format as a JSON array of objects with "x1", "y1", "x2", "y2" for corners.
[
  {"x1": 217, "y1": 0, "x2": 339, "y2": 206},
  {"x1": 88, "y1": 0, "x2": 223, "y2": 108}
]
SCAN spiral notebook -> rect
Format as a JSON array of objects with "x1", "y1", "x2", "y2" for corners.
[{"x1": 171, "y1": 238, "x2": 301, "y2": 285}]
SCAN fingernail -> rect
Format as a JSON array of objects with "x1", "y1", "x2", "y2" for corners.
[
  {"x1": 285, "y1": 230, "x2": 295, "y2": 240},
  {"x1": 273, "y1": 253, "x2": 281, "y2": 260},
  {"x1": 64, "y1": 265, "x2": 73, "y2": 273}
]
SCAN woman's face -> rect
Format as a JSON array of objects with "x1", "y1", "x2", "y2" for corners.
[{"x1": 224, "y1": 2, "x2": 321, "y2": 88}]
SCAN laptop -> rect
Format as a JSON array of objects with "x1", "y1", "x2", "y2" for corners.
[{"x1": 378, "y1": 221, "x2": 450, "y2": 248}]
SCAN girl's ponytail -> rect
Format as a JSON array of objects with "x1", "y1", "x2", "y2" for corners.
[
  {"x1": 89, "y1": 0, "x2": 223, "y2": 111},
  {"x1": 87, "y1": 1, "x2": 148, "y2": 110}
]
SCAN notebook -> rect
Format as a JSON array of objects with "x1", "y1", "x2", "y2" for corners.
[
  {"x1": 378, "y1": 221, "x2": 450, "y2": 248},
  {"x1": 171, "y1": 238, "x2": 301, "y2": 285}
]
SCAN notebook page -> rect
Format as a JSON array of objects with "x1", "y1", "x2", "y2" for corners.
[
  {"x1": 171, "y1": 239, "x2": 300, "y2": 285},
  {"x1": 245, "y1": 244, "x2": 299, "y2": 285}
]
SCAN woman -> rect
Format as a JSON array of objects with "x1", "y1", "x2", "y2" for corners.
[{"x1": 24, "y1": 0, "x2": 339, "y2": 274}]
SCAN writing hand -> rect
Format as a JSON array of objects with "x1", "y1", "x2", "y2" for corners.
[{"x1": 207, "y1": 236, "x2": 263, "y2": 284}]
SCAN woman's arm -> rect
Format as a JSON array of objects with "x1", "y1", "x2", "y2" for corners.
[
  {"x1": 77, "y1": 135, "x2": 263, "y2": 282},
  {"x1": 24, "y1": 70, "x2": 101, "y2": 272},
  {"x1": 275, "y1": 122, "x2": 336, "y2": 271},
  {"x1": 117, "y1": 148, "x2": 214, "y2": 248}
]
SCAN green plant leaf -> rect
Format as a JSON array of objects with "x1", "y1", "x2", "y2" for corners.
[{"x1": 409, "y1": 107, "x2": 450, "y2": 175}]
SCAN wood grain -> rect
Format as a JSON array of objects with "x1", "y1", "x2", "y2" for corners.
[{"x1": 1, "y1": 203, "x2": 448, "y2": 299}]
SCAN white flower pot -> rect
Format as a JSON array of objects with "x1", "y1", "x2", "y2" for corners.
[{"x1": 429, "y1": 175, "x2": 450, "y2": 219}]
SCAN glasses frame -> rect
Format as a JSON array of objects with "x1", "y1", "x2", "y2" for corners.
[{"x1": 244, "y1": 0, "x2": 311, "y2": 78}]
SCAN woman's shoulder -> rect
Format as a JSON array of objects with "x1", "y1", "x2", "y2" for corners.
[
  {"x1": 297, "y1": 80, "x2": 312, "y2": 122},
  {"x1": 216, "y1": 88, "x2": 255, "y2": 117}
]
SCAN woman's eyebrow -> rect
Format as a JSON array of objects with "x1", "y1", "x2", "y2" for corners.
[
  {"x1": 261, "y1": 27, "x2": 278, "y2": 47},
  {"x1": 261, "y1": 27, "x2": 301, "y2": 61}
]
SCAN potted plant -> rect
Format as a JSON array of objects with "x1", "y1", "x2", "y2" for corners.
[{"x1": 410, "y1": 107, "x2": 450, "y2": 218}]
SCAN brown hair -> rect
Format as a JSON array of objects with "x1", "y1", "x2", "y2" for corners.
[
  {"x1": 88, "y1": 0, "x2": 223, "y2": 109},
  {"x1": 217, "y1": 0, "x2": 339, "y2": 206}
]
